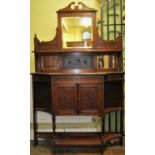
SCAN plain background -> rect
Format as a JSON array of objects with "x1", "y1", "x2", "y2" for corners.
[{"x1": 0, "y1": 0, "x2": 155, "y2": 155}]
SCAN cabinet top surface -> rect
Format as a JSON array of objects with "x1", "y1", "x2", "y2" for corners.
[
  {"x1": 31, "y1": 71, "x2": 124, "y2": 76},
  {"x1": 33, "y1": 47, "x2": 122, "y2": 53}
]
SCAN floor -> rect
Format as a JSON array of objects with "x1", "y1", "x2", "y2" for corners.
[{"x1": 30, "y1": 142, "x2": 125, "y2": 155}]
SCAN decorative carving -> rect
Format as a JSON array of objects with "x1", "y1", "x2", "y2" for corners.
[
  {"x1": 41, "y1": 56, "x2": 59, "y2": 70},
  {"x1": 53, "y1": 76, "x2": 103, "y2": 83},
  {"x1": 116, "y1": 35, "x2": 122, "y2": 49},
  {"x1": 79, "y1": 86, "x2": 99, "y2": 111},
  {"x1": 57, "y1": 2, "x2": 96, "y2": 13},
  {"x1": 53, "y1": 84, "x2": 77, "y2": 114},
  {"x1": 57, "y1": 86, "x2": 76, "y2": 111},
  {"x1": 34, "y1": 30, "x2": 122, "y2": 51},
  {"x1": 96, "y1": 27, "x2": 122, "y2": 49},
  {"x1": 63, "y1": 55, "x2": 93, "y2": 69},
  {"x1": 53, "y1": 80, "x2": 102, "y2": 115},
  {"x1": 34, "y1": 28, "x2": 59, "y2": 50}
]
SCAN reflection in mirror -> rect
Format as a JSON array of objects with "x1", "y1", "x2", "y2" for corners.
[{"x1": 61, "y1": 17, "x2": 93, "y2": 48}]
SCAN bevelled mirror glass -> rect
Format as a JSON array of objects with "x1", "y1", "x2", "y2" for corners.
[{"x1": 61, "y1": 16, "x2": 93, "y2": 48}]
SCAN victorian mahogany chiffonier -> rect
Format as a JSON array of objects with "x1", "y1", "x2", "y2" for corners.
[{"x1": 31, "y1": 2, "x2": 124, "y2": 154}]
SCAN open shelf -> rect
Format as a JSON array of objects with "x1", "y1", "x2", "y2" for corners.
[
  {"x1": 104, "y1": 107, "x2": 122, "y2": 114},
  {"x1": 36, "y1": 132, "x2": 122, "y2": 146},
  {"x1": 104, "y1": 133, "x2": 122, "y2": 143},
  {"x1": 55, "y1": 136, "x2": 100, "y2": 146},
  {"x1": 35, "y1": 107, "x2": 51, "y2": 113}
]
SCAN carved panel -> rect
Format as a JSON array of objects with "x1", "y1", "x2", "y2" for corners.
[
  {"x1": 79, "y1": 83, "x2": 101, "y2": 114},
  {"x1": 63, "y1": 55, "x2": 93, "y2": 69},
  {"x1": 53, "y1": 76, "x2": 103, "y2": 83},
  {"x1": 53, "y1": 83, "x2": 77, "y2": 115},
  {"x1": 52, "y1": 76, "x2": 103, "y2": 115},
  {"x1": 41, "y1": 56, "x2": 59, "y2": 71}
]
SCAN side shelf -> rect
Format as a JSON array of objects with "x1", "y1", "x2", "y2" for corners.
[{"x1": 35, "y1": 132, "x2": 122, "y2": 146}]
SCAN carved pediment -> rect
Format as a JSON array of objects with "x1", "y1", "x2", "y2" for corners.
[{"x1": 57, "y1": 2, "x2": 96, "y2": 13}]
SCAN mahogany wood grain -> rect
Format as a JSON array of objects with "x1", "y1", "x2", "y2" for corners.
[{"x1": 32, "y1": 1, "x2": 124, "y2": 152}]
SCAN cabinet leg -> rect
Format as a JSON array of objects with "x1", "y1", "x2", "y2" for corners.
[
  {"x1": 52, "y1": 115, "x2": 56, "y2": 153},
  {"x1": 101, "y1": 116, "x2": 105, "y2": 132},
  {"x1": 100, "y1": 145, "x2": 104, "y2": 155},
  {"x1": 46, "y1": 139, "x2": 55, "y2": 155},
  {"x1": 100, "y1": 115, "x2": 105, "y2": 155},
  {"x1": 33, "y1": 135, "x2": 38, "y2": 146},
  {"x1": 33, "y1": 110, "x2": 38, "y2": 147},
  {"x1": 120, "y1": 110, "x2": 124, "y2": 146},
  {"x1": 52, "y1": 115, "x2": 56, "y2": 133},
  {"x1": 120, "y1": 137, "x2": 124, "y2": 146}
]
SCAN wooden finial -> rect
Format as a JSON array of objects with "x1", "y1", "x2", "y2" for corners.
[
  {"x1": 34, "y1": 33, "x2": 37, "y2": 38},
  {"x1": 118, "y1": 32, "x2": 122, "y2": 36}
]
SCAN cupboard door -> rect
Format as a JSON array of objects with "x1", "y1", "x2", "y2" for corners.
[
  {"x1": 78, "y1": 83, "x2": 102, "y2": 115},
  {"x1": 53, "y1": 83, "x2": 77, "y2": 115}
]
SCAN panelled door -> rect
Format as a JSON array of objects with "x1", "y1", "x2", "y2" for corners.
[
  {"x1": 78, "y1": 83, "x2": 102, "y2": 115},
  {"x1": 53, "y1": 83, "x2": 77, "y2": 115},
  {"x1": 52, "y1": 76, "x2": 103, "y2": 115}
]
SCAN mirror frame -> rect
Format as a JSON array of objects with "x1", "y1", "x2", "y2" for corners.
[
  {"x1": 56, "y1": 2, "x2": 97, "y2": 49},
  {"x1": 61, "y1": 16, "x2": 93, "y2": 48}
]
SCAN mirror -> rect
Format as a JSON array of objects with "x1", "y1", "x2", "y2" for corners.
[{"x1": 61, "y1": 17, "x2": 93, "y2": 48}]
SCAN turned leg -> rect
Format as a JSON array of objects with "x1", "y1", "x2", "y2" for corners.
[
  {"x1": 52, "y1": 115, "x2": 56, "y2": 133},
  {"x1": 52, "y1": 115, "x2": 56, "y2": 154},
  {"x1": 33, "y1": 110, "x2": 38, "y2": 146},
  {"x1": 100, "y1": 116, "x2": 105, "y2": 154},
  {"x1": 120, "y1": 110, "x2": 124, "y2": 146},
  {"x1": 101, "y1": 115, "x2": 105, "y2": 133}
]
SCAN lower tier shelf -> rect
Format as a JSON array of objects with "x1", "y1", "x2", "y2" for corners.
[{"x1": 36, "y1": 132, "x2": 122, "y2": 146}]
